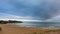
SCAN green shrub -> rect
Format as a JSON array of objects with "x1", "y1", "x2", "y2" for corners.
[
  {"x1": 33, "y1": 32, "x2": 37, "y2": 34},
  {"x1": 40, "y1": 32, "x2": 46, "y2": 34},
  {"x1": 33, "y1": 32, "x2": 46, "y2": 34},
  {"x1": 0, "y1": 27, "x2": 2, "y2": 31}
]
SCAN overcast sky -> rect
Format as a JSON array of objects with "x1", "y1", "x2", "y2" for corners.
[{"x1": 0, "y1": 0, "x2": 60, "y2": 20}]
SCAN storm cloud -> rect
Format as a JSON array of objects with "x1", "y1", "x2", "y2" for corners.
[{"x1": 0, "y1": 0, "x2": 60, "y2": 20}]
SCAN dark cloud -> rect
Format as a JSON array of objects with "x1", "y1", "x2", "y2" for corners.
[{"x1": 0, "y1": 0, "x2": 60, "y2": 20}]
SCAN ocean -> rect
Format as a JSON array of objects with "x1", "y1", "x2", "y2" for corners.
[{"x1": 14, "y1": 22, "x2": 60, "y2": 27}]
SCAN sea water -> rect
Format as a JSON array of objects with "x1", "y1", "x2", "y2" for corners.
[{"x1": 15, "y1": 22, "x2": 60, "y2": 27}]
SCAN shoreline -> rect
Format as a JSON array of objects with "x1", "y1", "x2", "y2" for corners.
[{"x1": 0, "y1": 24, "x2": 60, "y2": 34}]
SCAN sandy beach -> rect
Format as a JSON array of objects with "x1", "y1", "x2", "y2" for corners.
[{"x1": 0, "y1": 24, "x2": 60, "y2": 34}]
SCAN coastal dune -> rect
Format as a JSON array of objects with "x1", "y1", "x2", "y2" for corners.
[{"x1": 0, "y1": 24, "x2": 60, "y2": 34}]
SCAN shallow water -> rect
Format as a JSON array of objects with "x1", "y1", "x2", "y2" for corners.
[{"x1": 14, "y1": 22, "x2": 60, "y2": 27}]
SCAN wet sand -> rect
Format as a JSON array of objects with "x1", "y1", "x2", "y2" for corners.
[{"x1": 0, "y1": 24, "x2": 60, "y2": 34}]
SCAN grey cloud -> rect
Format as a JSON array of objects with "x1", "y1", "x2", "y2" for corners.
[{"x1": 0, "y1": 0, "x2": 60, "y2": 20}]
